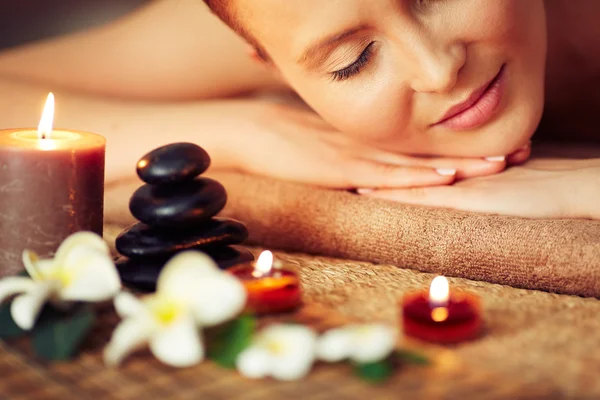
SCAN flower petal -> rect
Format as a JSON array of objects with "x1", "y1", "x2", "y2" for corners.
[
  {"x1": 114, "y1": 292, "x2": 146, "y2": 318},
  {"x1": 59, "y1": 248, "x2": 121, "y2": 302},
  {"x1": 187, "y1": 274, "x2": 246, "y2": 326},
  {"x1": 10, "y1": 281, "x2": 58, "y2": 330},
  {"x1": 22, "y1": 251, "x2": 56, "y2": 281},
  {"x1": 0, "y1": 277, "x2": 36, "y2": 304},
  {"x1": 22, "y1": 250, "x2": 43, "y2": 280},
  {"x1": 156, "y1": 251, "x2": 220, "y2": 297},
  {"x1": 350, "y1": 324, "x2": 397, "y2": 363},
  {"x1": 104, "y1": 316, "x2": 156, "y2": 367},
  {"x1": 263, "y1": 325, "x2": 317, "y2": 381},
  {"x1": 156, "y1": 251, "x2": 246, "y2": 326},
  {"x1": 54, "y1": 231, "x2": 110, "y2": 268},
  {"x1": 316, "y1": 327, "x2": 353, "y2": 362},
  {"x1": 236, "y1": 346, "x2": 271, "y2": 379},
  {"x1": 34, "y1": 260, "x2": 56, "y2": 279},
  {"x1": 149, "y1": 313, "x2": 203, "y2": 367}
]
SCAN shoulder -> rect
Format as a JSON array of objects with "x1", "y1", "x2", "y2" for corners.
[{"x1": 0, "y1": 0, "x2": 285, "y2": 100}]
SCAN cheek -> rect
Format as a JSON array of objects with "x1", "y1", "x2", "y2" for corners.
[
  {"x1": 460, "y1": 1, "x2": 546, "y2": 57},
  {"x1": 273, "y1": 0, "x2": 547, "y2": 156},
  {"x1": 471, "y1": 0, "x2": 547, "y2": 143},
  {"x1": 288, "y1": 76, "x2": 411, "y2": 144}
]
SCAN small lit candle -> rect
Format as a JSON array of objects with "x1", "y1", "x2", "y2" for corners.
[
  {"x1": 401, "y1": 276, "x2": 482, "y2": 344},
  {"x1": 227, "y1": 250, "x2": 302, "y2": 314},
  {"x1": 0, "y1": 93, "x2": 105, "y2": 277}
]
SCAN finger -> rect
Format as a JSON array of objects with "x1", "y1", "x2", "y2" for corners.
[
  {"x1": 458, "y1": 157, "x2": 506, "y2": 180},
  {"x1": 340, "y1": 160, "x2": 457, "y2": 189},
  {"x1": 507, "y1": 142, "x2": 532, "y2": 166},
  {"x1": 359, "y1": 186, "x2": 487, "y2": 213},
  {"x1": 362, "y1": 151, "x2": 506, "y2": 180}
]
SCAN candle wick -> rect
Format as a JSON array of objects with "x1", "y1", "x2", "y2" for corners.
[{"x1": 429, "y1": 299, "x2": 448, "y2": 309}]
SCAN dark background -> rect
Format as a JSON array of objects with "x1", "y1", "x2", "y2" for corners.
[{"x1": 0, "y1": 0, "x2": 148, "y2": 50}]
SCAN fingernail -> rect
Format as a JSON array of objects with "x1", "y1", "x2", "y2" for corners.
[
  {"x1": 436, "y1": 168, "x2": 457, "y2": 176},
  {"x1": 485, "y1": 156, "x2": 506, "y2": 162},
  {"x1": 357, "y1": 188, "x2": 375, "y2": 194}
]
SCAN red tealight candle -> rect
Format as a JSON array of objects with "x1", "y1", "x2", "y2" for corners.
[
  {"x1": 401, "y1": 276, "x2": 482, "y2": 344},
  {"x1": 227, "y1": 250, "x2": 302, "y2": 314}
]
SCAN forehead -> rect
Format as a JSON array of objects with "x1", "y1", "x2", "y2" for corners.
[{"x1": 235, "y1": 0, "x2": 368, "y2": 58}]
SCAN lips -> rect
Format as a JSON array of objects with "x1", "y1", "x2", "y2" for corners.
[{"x1": 434, "y1": 65, "x2": 506, "y2": 130}]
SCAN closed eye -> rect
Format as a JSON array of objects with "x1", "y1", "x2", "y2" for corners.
[{"x1": 330, "y1": 42, "x2": 376, "y2": 82}]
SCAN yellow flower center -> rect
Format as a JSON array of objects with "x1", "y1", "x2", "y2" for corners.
[
  {"x1": 46, "y1": 269, "x2": 72, "y2": 287},
  {"x1": 149, "y1": 298, "x2": 182, "y2": 325},
  {"x1": 266, "y1": 340, "x2": 285, "y2": 355},
  {"x1": 357, "y1": 326, "x2": 371, "y2": 335}
]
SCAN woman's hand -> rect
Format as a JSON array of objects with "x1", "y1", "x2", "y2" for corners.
[
  {"x1": 359, "y1": 158, "x2": 600, "y2": 219},
  {"x1": 229, "y1": 101, "x2": 529, "y2": 189}
]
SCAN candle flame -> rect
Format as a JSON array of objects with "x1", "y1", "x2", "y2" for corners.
[
  {"x1": 38, "y1": 92, "x2": 55, "y2": 139},
  {"x1": 253, "y1": 250, "x2": 273, "y2": 277},
  {"x1": 429, "y1": 276, "x2": 449, "y2": 305},
  {"x1": 430, "y1": 276, "x2": 450, "y2": 322}
]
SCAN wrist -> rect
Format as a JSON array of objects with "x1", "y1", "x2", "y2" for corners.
[
  {"x1": 194, "y1": 100, "x2": 267, "y2": 173},
  {"x1": 211, "y1": 100, "x2": 286, "y2": 176}
]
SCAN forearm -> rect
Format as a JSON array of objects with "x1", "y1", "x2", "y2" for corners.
[
  {"x1": 0, "y1": 76, "x2": 517, "y2": 196},
  {"x1": 0, "y1": 76, "x2": 254, "y2": 182}
]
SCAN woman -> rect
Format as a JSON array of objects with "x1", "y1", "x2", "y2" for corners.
[{"x1": 0, "y1": 0, "x2": 597, "y2": 219}]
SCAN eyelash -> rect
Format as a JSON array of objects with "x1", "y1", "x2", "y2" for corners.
[{"x1": 330, "y1": 42, "x2": 376, "y2": 82}]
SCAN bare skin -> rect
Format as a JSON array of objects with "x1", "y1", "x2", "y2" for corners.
[
  {"x1": 0, "y1": 0, "x2": 517, "y2": 186},
  {"x1": 0, "y1": 0, "x2": 598, "y2": 218}
]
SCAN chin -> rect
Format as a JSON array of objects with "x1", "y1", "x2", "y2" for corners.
[
  {"x1": 484, "y1": 130, "x2": 532, "y2": 155},
  {"x1": 420, "y1": 124, "x2": 536, "y2": 158},
  {"x1": 475, "y1": 100, "x2": 543, "y2": 157}
]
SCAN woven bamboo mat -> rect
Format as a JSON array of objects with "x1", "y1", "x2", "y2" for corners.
[{"x1": 0, "y1": 224, "x2": 598, "y2": 399}]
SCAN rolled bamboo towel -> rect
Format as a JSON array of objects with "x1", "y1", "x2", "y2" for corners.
[{"x1": 105, "y1": 172, "x2": 600, "y2": 298}]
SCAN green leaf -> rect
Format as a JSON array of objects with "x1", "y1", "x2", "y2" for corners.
[
  {"x1": 17, "y1": 270, "x2": 30, "y2": 278},
  {"x1": 206, "y1": 315, "x2": 256, "y2": 369},
  {"x1": 395, "y1": 349, "x2": 431, "y2": 366},
  {"x1": 0, "y1": 302, "x2": 27, "y2": 339},
  {"x1": 0, "y1": 271, "x2": 31, "y2": 339},
  {"x1": 31, "y1": 304, "x2": 96, "y2": 361},
  {"x1": 353, "y1": 359, "x2": 394, "y2": 384}
]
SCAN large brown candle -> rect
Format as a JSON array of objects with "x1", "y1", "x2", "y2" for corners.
[{"x1": 0, "y1": 93, "x2": 105, "y2": 277}]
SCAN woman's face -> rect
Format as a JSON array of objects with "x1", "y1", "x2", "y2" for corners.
[{"x1": 237, "y1": 0, "x2": 547, "y2": 157}]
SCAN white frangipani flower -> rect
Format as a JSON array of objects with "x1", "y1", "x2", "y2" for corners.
[
  {"x1": 316, "y1": 324, "x2": 397, "y2": 364},
  {"x1": 0, "y1": 232, "x2": 120, "y2": 330},
  {"x1": 104, "y1": 251, "x2": 247, "y2": 368},
  {"x1": 236, "y1": 324, "x2": 317, "y2": 381}
]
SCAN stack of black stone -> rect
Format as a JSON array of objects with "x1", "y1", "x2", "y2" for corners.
[{"x1": 115, "y1": 143, "x2": 254, "y2": 291}]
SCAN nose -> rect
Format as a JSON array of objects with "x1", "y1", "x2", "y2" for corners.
[{"x1": 405, "y1": 35, "x2": 466, "y2": 94}]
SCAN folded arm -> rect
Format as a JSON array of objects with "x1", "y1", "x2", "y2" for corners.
[
  {"x1": 362, "y1": 155, "x2": 600, "y2": 220},
  {"x1": 0, "y1": 0, "x2": 517, "y2": 192}
]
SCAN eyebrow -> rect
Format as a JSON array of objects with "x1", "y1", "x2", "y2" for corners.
[{"x1": 297, "y1": 25, "x2": 369, "y2": 70}]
